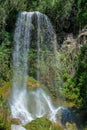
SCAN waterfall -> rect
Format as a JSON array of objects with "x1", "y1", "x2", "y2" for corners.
[
  {"x1": 10, "y1": 11, "x2": 72, "y2": 127},
  {"x1": 10, "y1": 12, "x2": 34, "y2": 124}
]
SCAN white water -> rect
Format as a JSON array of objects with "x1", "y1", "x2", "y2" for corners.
[
  {"x1": 10, "y1": 11, "x2": 67, "y2": 126},
  {"x1": 27, "y1": 88, "x2": 65, "y2": 122},
  {"x1": 10, "y1": 12, "x2": 33, "y2": 124},
  {"x1": 11, "y1": 125, "x2": 26, "y2": 130}
]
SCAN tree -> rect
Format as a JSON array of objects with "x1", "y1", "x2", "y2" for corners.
[
  {"x1": 77, "y1": 0, "x2": 87, "y2": 27},
  {"x1": 74, "y1": 44, "x2": 87, "y2": 107},
  {"x1": 0, "y1": 32, "x2": 12, "y2": 85}
]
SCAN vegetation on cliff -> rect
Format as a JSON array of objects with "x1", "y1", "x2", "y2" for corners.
[{"x1": 0, "y1": 0, "x2": 87, "y2": 129}]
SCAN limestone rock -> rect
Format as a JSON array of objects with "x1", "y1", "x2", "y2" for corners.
[
  {"x1": 65, "y1": 122, "x2": 77, "y2": 130},
  {"x1": 77, "y1": 30, "x2": 87, "y2": 45}
]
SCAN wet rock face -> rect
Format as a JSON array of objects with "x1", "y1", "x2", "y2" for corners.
[
  {"x1": 11, "y1": 118, "x2": 21, "y2": 125},
  {"x1": 30, "y1": 12, "x2": 56, "y2": 51},
  {"x1": 61, "y1": 109, "x2": 74, "y2": 126}
]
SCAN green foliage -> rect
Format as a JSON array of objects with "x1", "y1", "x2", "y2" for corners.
[
  {"x1": 63, "y1": 73, "x2": 80, "y2": 104},
  {"x1": 0, "y1": 0, "x2": 28, "y2": 38},
  {"x1": 0, "y1": 96, "x2": 11, "y2": 130},
  {"x1": 61, "y1": 43, "x2": 87, "y2": 107},
  {"x1": 0, "y1": 32, "x2": 12, "y2": 85},
  {"x1": 77, "y1": 0, "x2": 87, "y2": 26},
  {"x1": 25, "y1": 117, "x2": 63, "y2": 130},
  {"x1": 0, "y1": 0, "x2": 87, "y2": 112},
  {"x1": 30, "y1": 0, "x2": 73, "y2": 17},
  {"x1": 74, "y1": 44, "x2": 87, "y2": 107},
  {"x1": 0, "y1": 1, "x2": 87, "y2": 129},
  {"x1": 30, "y1": 0, "x2": 74, "y2": 34}
]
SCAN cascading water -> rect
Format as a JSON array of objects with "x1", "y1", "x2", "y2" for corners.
[
  {"x1": 10, "y1": 12, "x2": 34, "y2": 124},
  {"x1": 10, "y1": 11, "x2": 73, "y2": 129}
]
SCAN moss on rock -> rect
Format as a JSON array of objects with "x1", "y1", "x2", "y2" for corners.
[{"x1": 25, "y1": 117, "x2": 63, "y2": 130}]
